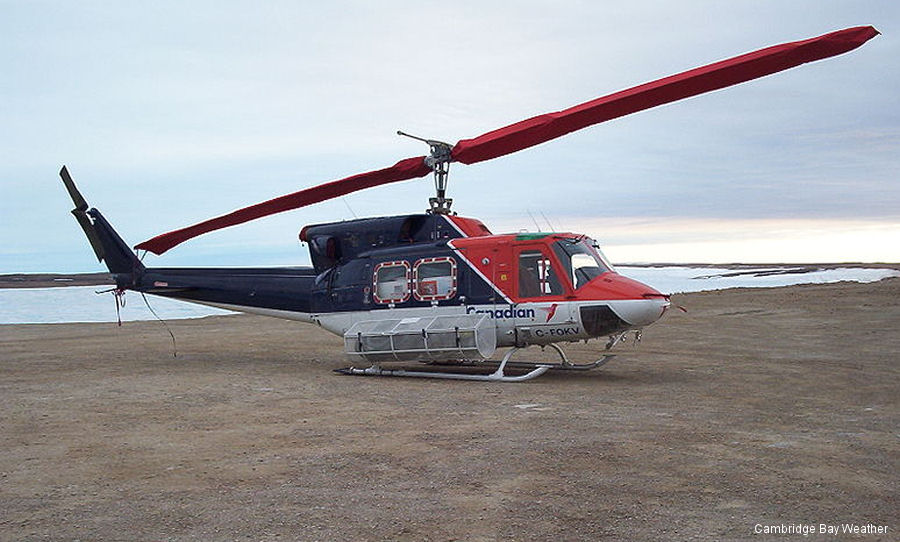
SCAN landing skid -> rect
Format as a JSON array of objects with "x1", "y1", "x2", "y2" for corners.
[{"x1": 335, "y1": 344, "x2": 615, "y2": 382}]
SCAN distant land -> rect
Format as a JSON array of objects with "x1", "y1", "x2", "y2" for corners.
[
  {"x1": 2, "y1": 263, "x2": 898, "y2": 289},
  {"x1": 0, "y1": 272, "x2": 113, "y2": 289}
]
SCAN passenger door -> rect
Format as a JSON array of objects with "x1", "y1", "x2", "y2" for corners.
[{"x1": 515, "y1": 246, "x2": 566, "y2": 300}]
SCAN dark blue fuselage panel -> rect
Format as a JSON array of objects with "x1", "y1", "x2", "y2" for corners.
[{"x1": 139, "y1": 267, "x2": 317, "y2": 313}]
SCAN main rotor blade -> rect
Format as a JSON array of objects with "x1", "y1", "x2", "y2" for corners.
[
  {"x1": 135, "y1": 156, "x2": 431, "y2": 255},
  {"x1": 451, "y1": 26, "x2": 878, "y2": 165},
  {"x1": 133, "y1": 26, "x2": 876, "y2": 256}
]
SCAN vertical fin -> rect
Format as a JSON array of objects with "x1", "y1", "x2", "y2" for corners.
[{"x1": 59, "y1": 166, "x2": 144, "y2": 275}]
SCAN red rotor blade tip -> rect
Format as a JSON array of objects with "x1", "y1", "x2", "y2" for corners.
[{"x1": 451, "y1": 26, "x2": 879, "y2": 165}]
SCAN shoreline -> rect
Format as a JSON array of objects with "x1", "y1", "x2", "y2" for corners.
[
  {"x1": 0, "y1": 272, "x2": 113, "y2": 289},
  {"x1": 3, "y1": 263, "x2": 898, "y2": 289}
]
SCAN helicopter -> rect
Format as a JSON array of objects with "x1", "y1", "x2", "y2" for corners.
[{"x1": 61, "y1": 26, "x2": 877, "y2": 381}]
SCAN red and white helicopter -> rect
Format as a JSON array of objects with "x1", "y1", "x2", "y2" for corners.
[{"x1": 62, "y1": 27, "x2": 877, "y2": 381}]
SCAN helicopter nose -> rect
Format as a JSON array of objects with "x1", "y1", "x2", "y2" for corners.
[
  {"x1": 597, "y1": 273, "x2": 670, "y2": 327},
  {"x1": 577, "y1": 273, "x2": 670, "y2": 328},
  {"x1": 608, "y1": 297, "x2": 670, "y2": 327}
]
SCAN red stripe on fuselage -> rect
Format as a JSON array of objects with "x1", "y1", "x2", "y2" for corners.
[{"x1": 446, "y1": 216, "x2": 492, "y2": 237}]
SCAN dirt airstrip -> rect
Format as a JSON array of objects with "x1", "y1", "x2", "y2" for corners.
[{"x1": 1, "y1": 279, "x2": 897, "y2": 541}]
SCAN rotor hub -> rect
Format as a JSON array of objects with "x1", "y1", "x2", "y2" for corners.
[{"x1": 398, "y1": 131, "x2": 454, "y2": 214}]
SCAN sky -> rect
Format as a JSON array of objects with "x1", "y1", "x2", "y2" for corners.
[{"x1": 2, "y1": 0, "x2": 898, "y2": 272}]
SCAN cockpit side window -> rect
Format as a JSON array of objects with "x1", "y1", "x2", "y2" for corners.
[
  {"x1": 518, "y1": 250, "x2": 563, "y2": 298},
  {"x1": 552, "y1": 238, "x2": 613, "y2": 290}
]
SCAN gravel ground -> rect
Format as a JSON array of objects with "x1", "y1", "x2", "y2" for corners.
[{"x1": 1, "y1": 279, "x2": 897, "y2": 541}]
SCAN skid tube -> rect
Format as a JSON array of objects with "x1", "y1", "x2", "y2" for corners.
[{"x1": 335, "y1": 344, "x2": 615, "y2": 382}]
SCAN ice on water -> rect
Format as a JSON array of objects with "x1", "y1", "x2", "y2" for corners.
[{"x1": 618, "y1": 266, "x2": 899, "y2": 295}]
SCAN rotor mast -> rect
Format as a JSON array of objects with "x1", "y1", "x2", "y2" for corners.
[{"x1": 397, "y1": 131, "x2": 454, "y2": 214}]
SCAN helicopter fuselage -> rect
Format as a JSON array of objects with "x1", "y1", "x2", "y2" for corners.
[{"x1": 135, "y1": 213, "x2": 669, "y2": 353}]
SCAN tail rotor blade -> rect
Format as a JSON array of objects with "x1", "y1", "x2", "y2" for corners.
[
  {"x1": 60, "y1": 166, "x2": 89, "y2": 211},
  {"x1": 60, "y1": 166, "x2": 105, "y2": 262}
]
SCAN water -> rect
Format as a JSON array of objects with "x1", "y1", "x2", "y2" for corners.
[
  {"x1": 0, "y1": 287, "x2": 233, "y2": 324},
  {"x1": 0, "y1": 266, "x2": 896, "y2": 324}
]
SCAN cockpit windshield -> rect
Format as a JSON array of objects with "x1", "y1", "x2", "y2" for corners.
[{"x1": 552, "y1": 237, "x2": 615, "y2": 290}]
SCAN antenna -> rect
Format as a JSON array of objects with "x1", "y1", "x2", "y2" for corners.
[
  {"x1": 341, "y1": 197, "x2": 358, "y2": 219},
  {"x1": 397, "y1": 130, "x2": 453, "y2": 214},
  {"x1": 527, "y1": 210, "x2": 542, "y2": 232},
  {"x1": 540, "y1": 211, "x2": 556, "y2": 232}
]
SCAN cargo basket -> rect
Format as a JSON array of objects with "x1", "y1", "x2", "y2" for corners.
[{"x1": 343, "y1": 314, "x2": 497, "y2": 363}]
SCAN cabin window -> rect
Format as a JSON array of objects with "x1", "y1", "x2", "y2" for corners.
[
  {"x1": 413, "y1": 257, "x2": 457, "y2": 301},
  {"x1": 373, "y1": 261, "x2": 410, "y2": 304},
  {"x1": 518, "y1": 250, "x2": 563, "y2": 298}
]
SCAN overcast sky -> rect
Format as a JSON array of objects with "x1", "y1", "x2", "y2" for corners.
[{"x1": 2, "y1": 1, "x2": 898, "y2": 272}]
